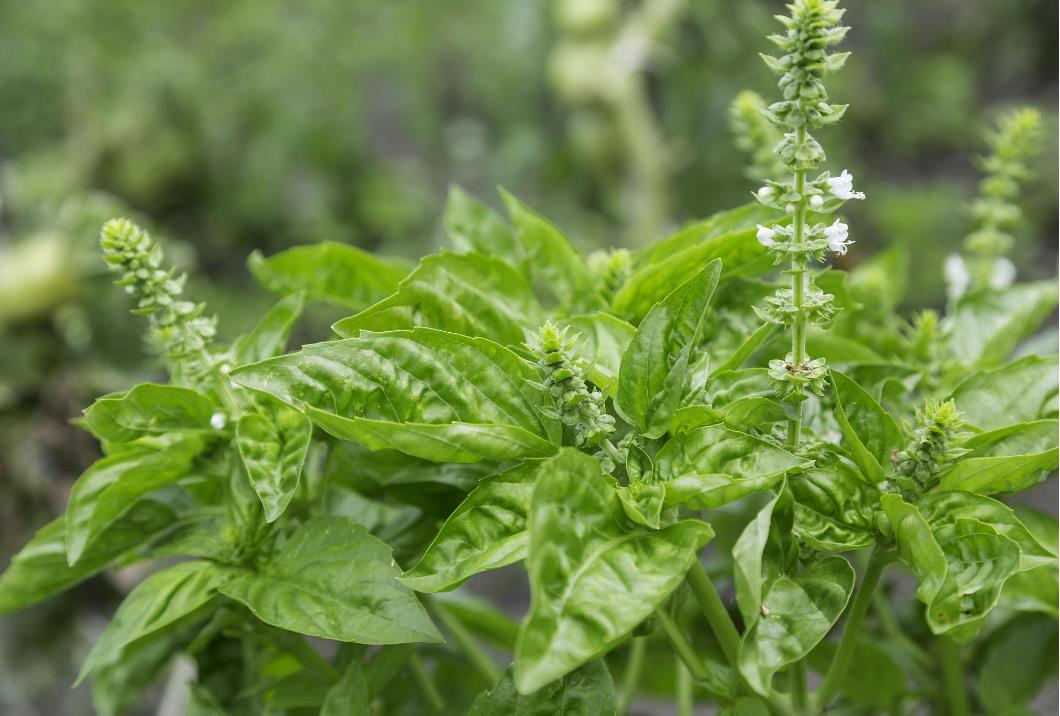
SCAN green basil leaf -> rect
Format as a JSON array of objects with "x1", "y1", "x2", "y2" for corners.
[
  {"x1": 236, "y1": 395, "x2": 312, "y2": 523},
  {"x1": 83, "y1": 383, "x2": 216, "y2": 442},
  {"x1": 321, "y1": 661, "x2": 371, "y2": 716},
  {"x1": 186, "y1": 686, "x2": 230, "y2": 715},
  {"x1": 469, "y1": 659, "x2": 616, "y2": 715},
  {"x1": 0, "y1": 500, "x2": 176, "y2": 614},
  {"x1": 66, "y1": 437, "x2": 205, "y2": 565},
  {"x1": 219, "y1": 516, "x2": 441, "y2": 644},
  {"x1": 831, "y1": 370, "x2": 903, "y2": 483},
  {"x1": 964, "y1": 419, "x2": 1059, "y2": 457},
  {"x1": 432, "y1": 592, "x2": 520, "y2": 651},
  {"x1": 671, "y1": 398, "x2": 789, "y2": 434},
  {"x1": 936, "y1": 449, "x2": 1058, "y2": 495},
  {"x1": 558, "y1": 312, "x2": 636, "y2": 394},
  {"x1": 918, "y1": 491, "x2": 1055, "y2": 571},
  {"x1": 950, "y1": 355, "x2": 1059, "y2": 432},
  {"x1": 616, "y1": 483, "x2": 666, "y2": 530},
  {"x1": 738, "y1": 556, "x2": 855, "y2": 696},
  {"x1": 76, "y1": 561, "x2": 228, "y2": 684},
  {"x1": 248, "y1": 242, "x2": 410, "y2": 311},
  {"x1": 515, "y1": 449, "x2": 713, "y2": 693},
  {"x1": 657, "y1": 425, "x2": 809, "y2": 509},
  {"x1": 638, "y1": 203, "x2": 780, "y2": 265},
  {"x1": 446, "y1": 185, "x2": 521, "y2": 261},
  {"x1": 232, "y1": 291, "x2": 306, "y2": 365},
  {"x1": 712, "y1": 323, "x2": 778, "y2": 376},
  {"x1": 231, "y1": 328, "x2": 560, "y2": 462},
  {"x1": 333, "y1": 251, "x2": 544, "y2": 346},
  {"x1": 732, "y1": 490, "x2": 795, "y2": 628},
  {"x1": 615, "y1": 260, "x2": 721, "y2": 438},
  {"x1": 501, "y1": 190, "x2": 605, "y2": 314},
  {"x1": 790, "y1": 465, "x2": 880, "y2": 552},
  {"x1": 976, "y1": 614, "x2": 1058, "y2": 713},
  {"x1": 401, "y1": 462, "x2": 536, "y2": 593},
  {"x1": 947, "y1": 282, "x2": 1057, "y2": 367},
  {"x1": 1000, "y1": 565, "x2": 1059, "y2": 618},
  {"x1": 882, "y1": 495, "x2": 1020, "y2": 639}
]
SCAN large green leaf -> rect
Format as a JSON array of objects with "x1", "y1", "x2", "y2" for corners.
[
  {"x1": 248, "y1": 242, "x2": 410, "y2": 311},
  {"x1": 831, "y1": 370, "x2": 903, "y2": 483},
  {"x1": 76, "y1": 561, "x2": 228, "y2": 684},
  {"x1": 469, "y1": 659, "x2": 616, "y2": 715},
  {"x1": 936, "y1": 449, "x2": 1058, "y2": 495},
  {"x1": 446, "y1": 185, "x2": 521, "y2": 261},
  {"x1": 219, "y1": 516, "x2": 441, "y2": 644},
  {"x1": 738, "y1": 557, "x2": 854, "y2": 695},
  {"x1": 615, "y1": 260, "x2": 721, "y2": 438},
  {"x1": 231, "y1": 328, "x2": 560, "y2": 463},
  {"x1": 83, "y1": 384, "x2": 216, "y2": 443},
  {"x1": 66, "y1": 437, "x2": 205, "y2": 565},
  {"x1": 501, "y1": 190, "x2": 605, "y2": 314},
  {"x1": 236, "y1": 395, "x2": 313, "y2": 522},
  {"x1": 732, "y1": 490, "x2": 794, "y2": 628},
  {"x1": 882, "y1": 494, "x2": 1020, "y2": 639},
  {"x1": 514, "y1": 449, "x2": 713, "y2": 693},
  {"x1": 1000, "y1": 564, "x2": 1059, "y2": 618},
  {"x1": 232, "y1": 292, "x2": 306, "y2": 365},
  {"x1": 950, "y1": 355, "x2": 1059, "y2": 432},
  {"x1": 333, "y1": 251, "x2": 544, "y2": 346},
  {"x1": 656, "y1": 425, "x2": 809, "y2": 509},
  {"x1": 0, "y1": 500, "x2": 175, "y2": 614},
  {"x1": 947, "y1": 282, "x2": 1057, "y2": 367},
  {"x1": 964, "y1": 419, "x2": 1059, "y2": 457},
  {"x1": 321, "y1": 661, "x2": 371, "y2": 716},
  {"x1": 558, "y1": 312, "x2": 636, "y2": 394},
  {"x1": 401, "y1": 462, "x2": 536, "y2": 592},
  {"x1": 638, "y1": 203, "x2": 780, "y2": 265},
  {"x1": 790, "y1": 466, "x2": 880, "y2": 552},
  {"x1": 977, "y1": 614, "x2": 1058, "y2": 714}
]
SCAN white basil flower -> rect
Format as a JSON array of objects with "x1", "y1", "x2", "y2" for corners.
[
  {"x1": 210, "y1": 412, "x2": 227, "y2": 430},
  {"x1": 756, "y1": 224, "x2": 778, "y2": 247},
  {"x1": 827, "y1": 169, "x2": 865, "y2": 200},
  {"x1": 990, "y1": 257, "x2": 1016, "y2": 289},
  {"x1": 944, "y1": 254, "x2": 970, "y2": 299},
  {"x1": 824, "y1": 219, "x2": 852, "y2": 255},
  {"x1": 757, "y1": 186, "x2": 775, "y2": 202},
  {"x1": 809, "y1": 194, "x2": 824, "y2": 209}
]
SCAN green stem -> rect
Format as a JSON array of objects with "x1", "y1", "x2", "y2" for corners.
[
  {"x1": 938, "y1": 637, "x2": 971, "y2": 716},
  {"x1": 675, "y1": 655, "x2": 693, "y2": 716},
  {"x1": 787, "y1": 125, "x2": 809, "y2": 451},
  {"x1": 619, "y1": 637, "x2": 647, "y2": 715},
  {"x1": 872, "y1": 587, "x2": 932, "y2": 669},
  {"x1": 791, "y1": 659, "x2": 808, "y2": 712},
  {"x1": 812, "y1": 551, "x2": 890, "y2": 711},
  {"x1": 656, "y1": 608, "x2": 710, "y2": 683},
  {"x1": 431, "y1": 599, "x2": 502, "y2": 685},
  {"x1": 686, "y1": 561, "x2": 741, "y2": 668},
  {"x1": 408, "y1": 653, "x2": 445, "y2": 712}
]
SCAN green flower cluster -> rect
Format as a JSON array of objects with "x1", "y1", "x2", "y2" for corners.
[
  {"x1": 751, "y1": 0, "x2": 862, "y2": 421},
  {"x1": 587, "y1": 248, "x2": 633, "y2": 300},
  {"x1": 525, "y1": 321, "x2": 616, "y2": 449},
  {"x1": 892, "y1": 399, "x2": 969, "y2": 494},
  {"x1": 729, "y1": 90, "x2": 785, "y2": 182},
  {"x1": 100, "y1": 218, "x2": 217, "y2": 386}
]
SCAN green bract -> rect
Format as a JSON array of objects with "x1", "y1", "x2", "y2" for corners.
[{"x1": 0, "y1": 2, "x2": 1054, "y2": 714}]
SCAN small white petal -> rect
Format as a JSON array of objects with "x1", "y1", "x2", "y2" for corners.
[
  {"x1": 990, "y1": 257, "x2": 1016, "y2": 289},
  {"x1": 944, "y1": 254, "x2": 970, "y2": 299},
  {"x1": 824, "y1": 219, "x2": 851, "y2": 254},
  {"x1": 785, "y1": 203, "x2": 797, "y2": 215},
  {"x1": 210, "y1": 412, "x2": 227, "y2": 430},
  {"x1": 756, "y1": 224, "x2": 777, "y2": 247},
  {"x1": 757, "y1": 186, "x2": 775, "y2": 201},
  {"x1": 809, "y1": 195, "x2": 824, "y2": 210}
]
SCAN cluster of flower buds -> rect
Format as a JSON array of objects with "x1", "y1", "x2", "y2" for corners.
[
  {"x1": 100, "y1": 218, "x2": 218, "y2": 387},
  {"x1": 587, "y1": 248, "x2": 633, "y2": 300},
  {"x1": 946, "y1": 108, "x2": 1042, "y2": 299},
  {"x1": 890, "y1": 400, "x2": 969, "y2": 496},
  {"x1": 752, "y1": 0, "x2": 863, "y2": 405},
  {"x1": 525, "y1": 321, "x2": 616, "y2": 450},
  {"x1": 729, "y1": 90, "x2": 786, "y2": 181}
]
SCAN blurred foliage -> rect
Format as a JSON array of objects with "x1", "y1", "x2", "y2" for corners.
[{"x1": 0, "y1": 0, "x2": 1055, "y2": 713}]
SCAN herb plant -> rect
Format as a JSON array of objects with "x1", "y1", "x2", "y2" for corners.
[{"x1": 1, "y1": 1, "x2": 1056, "y2": 714}]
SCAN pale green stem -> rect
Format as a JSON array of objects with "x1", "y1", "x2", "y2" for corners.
[
  {"x1": 430, "y1": 599, "x2": 502, "y2": 685},
  {"x1": 791, "y1": 659, "x2": 808, "y2": 712},
  {"x1": 812, "y1": 551, "x2": 890, "y2": 710},
  {"x1": 686, "y1": 561, "x2": 741, "y2": 668},
  {"x1": 656, "y1": 607, "x2": 710, "y2": 683},
  {"x1": 408, "y1": 654, "x2": 445, "y2": 712},
  {"x1": 619, "y1": 636, "x2": 647, "y2": 714},
  {"x1": 938, "y1": 637, "x2": 971, "y2": 716},
  {"x1": 676, "y1": 655, "x2": 693, "y2": 716},
  {"x1": 787, "y1": 125, "x2": 809, "y2": 451}
]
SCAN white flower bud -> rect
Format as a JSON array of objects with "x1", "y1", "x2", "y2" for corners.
[
  {"x1": 824, "y1": 219, "x2": 852, "y2": 255},
  {"x1": 757, "y1": 186, "x2": 775, "y2": 202},
  {"x1": 990, "y1": 257, "x2": 1016, "y2": 290},
  {"x1": 944, "y1": 254, "x2": 970, "y2": 299},
  {"x1": 210, "y1": 412, "x2": 227, "y2": 430},
  {"x1": 785, "y1": 203, "x2": 796, "y2": 215},
  {"x1": 756, "y1": 224, "x2": 777, "y2": 247},
  {"x1": 809, "y1": 194, "x2": 824, "y2": 210},
  {"x1": 827, "y1": 170, "x2": 865, "y2": 200}
]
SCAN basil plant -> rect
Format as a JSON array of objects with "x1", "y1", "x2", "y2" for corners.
[{"x1": 1, "y1": 1, "x2": 1055, "y2": 714}]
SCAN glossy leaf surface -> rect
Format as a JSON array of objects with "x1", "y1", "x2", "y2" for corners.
[
  {"x1": 236, "y1": 395, "x2": 313, "y2": 522},
  {"x1": 469, "y1": 659, "x2": 616, "y2": 715}
]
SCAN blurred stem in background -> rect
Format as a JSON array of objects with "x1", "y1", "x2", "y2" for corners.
[{"x1": 550, "y1": 0, "x2": 685, "y2": 244}]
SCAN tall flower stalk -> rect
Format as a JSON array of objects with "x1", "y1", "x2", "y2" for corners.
[{"x1": 752, "y1": 0, "x2": 864, "y2": 449}]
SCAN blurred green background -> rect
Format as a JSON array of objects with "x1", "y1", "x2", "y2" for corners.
[{"x1": 0, "y1": 0, "x2": 1055, "y2": 713}]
